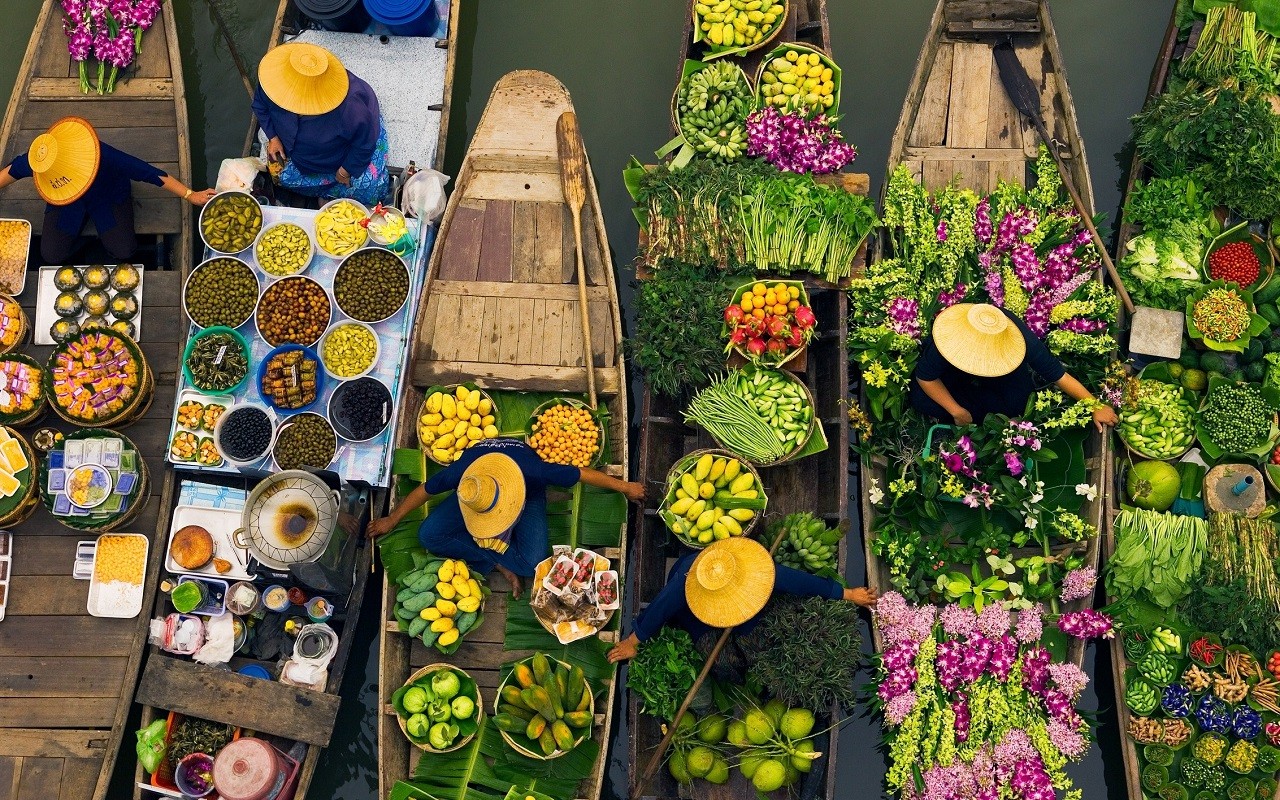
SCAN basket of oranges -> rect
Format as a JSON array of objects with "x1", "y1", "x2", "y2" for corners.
[
  {"x1": 525, "y1": 398, "x2": 608, "y2": 469},
  {"x1": 722, "y1": 280, "x2": 817, "y2": 367}
]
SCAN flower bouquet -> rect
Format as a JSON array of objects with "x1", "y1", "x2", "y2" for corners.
[
  {"x1": 1186, "y1": 280, "x2": 1269, "y2": 353},
  {"x1": 61, "y1": 0, "x2": 165, "y2": 95}
]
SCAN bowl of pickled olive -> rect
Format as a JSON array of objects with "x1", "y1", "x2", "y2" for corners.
[
  {"x1": 272, "y1": 412, "x2": 337, "y2": 470},
  {"x1": 333, "y1": 248, "x2": 410, "y2": 323},
  {"x1": 319, "y1": 321, "x2": 379, "y2": 380},
  {"x1": 200, "y1": 191, "x2": 263, "y2": 254},
  {"x1": 254, "y1": 221, "x2": 314, "y2": 277},
  {"x1": 184, "y1": 257, "x2": 260, "y2": 329},
  {"x1": 257, "y1": 345, "x2": 324, "y2": 413},
  {"x1": 255, "y1": 275, "x2": 331, "y2": 347},
  {"x1": 183, "y1": 326, "x2": 250, "y2": 394}
]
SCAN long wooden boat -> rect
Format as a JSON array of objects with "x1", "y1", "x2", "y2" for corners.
[
  {"x1": 378, "y1": 70, "x2": 629, "y2": 800},
  {"x1": 860, "y1": 0, "x2": 1105, "y2": 669},
  {"x1": 0, "y1": 2, "x2": 189, "y2": 798},
  {"x1": 628, "y1": 2, "x2": 869, "y2": 798},
  {"x1": 0, "y1": 0, "x2": 192, "y2": 268}
]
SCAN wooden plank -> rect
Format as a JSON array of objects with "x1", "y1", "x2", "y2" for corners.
[
  {"x1": 18, "y1": 100, "x2": 176, "y2": 131},
  {"x1": 414, "y1": 361, "x2": 621, "y2": 396},
  {"x1": 944, "y1": 0, "x2": 1040, "y2": 34},
  {"x1": 947, "y1": 42, "x2": 993, "y2": 149},
  {"x1": 588, "y1": 300, "x2": 612, "y2": 369},
  {"x1": 421, "y1": 293, "x2": 462, "y2": 362},
  {"x1": 533, "y1": 202, "x2": 565, "y2": 284},
  {"x1": 0, "y1": 616, "x2": 135, "y2": 657},
  {"x1": 452, "y1": 296, "x2": 486, "y2": 363},
  {"x1": 15, "y1": 757, "x2": 61, "y2": 800},
  {"x1": 902, "y1": 146, "x2": 1057, "y2": 161},
  {"x1": 561, "y1": 300, "x2": 583, "y2": 368},
  {"x1": 512, "y1": 201, "x2": 537, "y2": 283},
  {"x1": 467, "y1": 171, "x2": 561, "y2": 203},
  {"x1": 12, "y1": 125, "x2": 181, "y2": 164},
  {"x1": 496, "y1": 296, "x2": 523, "y2": 366},
  {"x1": 1015, "y1": 42, "x2": 1050, "y2": 157},
  {"x1": 908, "y1": 42, "x2": 953, "y2": 148},
  {"x1": 579, "y1": 201, "x2": 606, "y2": 286},
  {"x1": 130, "y1": 21, "x2": 170, "y2": 78},
  {"x1": 0, "y1": 757, "x2": 15, "y2": 799},
  {"x1": 922, "y1": 160, "x2": 958, "y2": 192},
  {"x1": 5, "y1": 576, "x2": 88, "y2": 616},
  {"x1": 33, "y1": 23, "x2": 70, "y2": 80},
  {"x1": 540, "y1": 299, "x2": 566, "y2": 367},
  {"x1": 527, "y1": 298, "x2": 546, "y2": 364},
  {"x1": 8, "y1": 535, "x2": 78, "y2": 576},
  {"x1": 986, "y1": 58, "x2": 1024, "y2": 151},
  {"x1": 0, "y1": 656, "x2": 128, "y2": 698},
  {"x1": 0, "y1": 698, "x2": 115, "y2": 728},
  {"x1": 0, "y1": 198, "x2": 182, "y2": 238},
  {"x1": 477, "y1": 297, "x2": 502, "y2": 363},
  {"x1": 476, "y1": 199, "x2": 514, "y2": 282},
  {"x1": 56, "y1": 758, "x2": 100, "y2": 800},
  {"x1": 436, "y1": 204, "x2": 484, "y2": 283},
  {"x1": 430, "y1": 280, "x2": 611, "y2": 303},
  {"x1": 0, "y1": 730, "x2": 108, "y2": 760},
  {"x1": 27, "y1": 78, "x2": 173, "y2": 100},
  {"x1": 988, "y1": 159, "x2": 1027, "y2": 190},
  {"x1": 135, "y1": 657, "x2": 341, "y2": 746}
]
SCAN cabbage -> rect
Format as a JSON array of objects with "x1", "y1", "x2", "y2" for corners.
[{"x1": 1121, "y1": 226, "x2": 1206, "y2": 310}]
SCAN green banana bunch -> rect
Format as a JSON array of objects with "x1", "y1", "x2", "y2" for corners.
[
  {"x1": 769, "y1": 512, "x2": 844, "y2": 574},
  {"x1": 676, "y1": 62, "x2": 751, "y2": 162}
]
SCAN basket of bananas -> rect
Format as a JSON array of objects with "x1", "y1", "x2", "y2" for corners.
[
  {"x1": 669, "y1": 59, "x2": 753, "y2": 163},
  {"x1": 754, "y1": 43, "x2": 840, "y2": 114}
]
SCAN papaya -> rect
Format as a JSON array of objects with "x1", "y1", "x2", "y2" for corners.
[
  {"x1": 576, "y1": 688, "x2": 592, "y2": 713},
  {"x1": 501, "y1": 685, "x2": 529, "y2": 709},
  {"x1": 538, "y1": 728, "x2": 557, "y2": 756},
  {"x1": 493, "y1": 714, "x2": 526, "y2": 733},
  {"x1": 499, "y1": 703, "x2": 535, "y2": 721},
  {"x1": 564, "y1": 710, "x2": 593, "y2": 729},
  {"x1": 551, "y1": 720, "x2": 575, "y2": 751},
  {"x1": 531, "y1": 653, "x2": 553, "y2": 687},
  {"x1": 555, "y1": 665, "x2": 570, "y2": 700},
  {"x1": 525, "y1": 714, "x2": 547, "y2": 740},
  {"x1": 513, "y1": 663, "x2": 537, "y2": 690},
  {"x1": 521, "y1": 686, "x2": 558, "y2": 721},
  {"x1": 542, "y1": 673, "x2": 565, "y2": 719},
  {"x1": 565, "y1": 666, "x2": 586, "y2": 710}
]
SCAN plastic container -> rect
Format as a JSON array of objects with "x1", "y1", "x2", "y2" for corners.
[
  {"x1": 238, "y1": 664, "x2": 271, "y2": 680},
  {"x1": 296, "y1": 0, "x2": 370, "y2": 31},
  {"x1": 254, "y1": 275, "x2": 332, "y2": 348},
  {"x1": 263, "y1": 584, "x2": 290, "y2": 613},
  {"x1": 174, "y1": 752, "x2": 216, "y2": 797},
  {"x1": 212, "y1": 737, "x2": 300, "y2": 800},
  {"x1": 362, "y1": 0, "x2": 440, "y2": 36},
  {"x1": 314, "y1": 198, "x2": 370, "y2": 258},
  {"x1": 226, "y1": 581, "x2": 261, "y2": 616},
  {"x1": 256, "y1": 344, "x2": 326, "y2": 414},
  {"x1": 175, "y1": 575, "x2": 229, "y2": 616},
  {"x1": 306, "y1": 596, "x2": 334, "y2": 623},
  {"x1": 182, "y1": 326, "x2": 251, "y2": 395}
]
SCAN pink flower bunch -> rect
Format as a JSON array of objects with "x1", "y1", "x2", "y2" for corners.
[
  {"x1": 1057, "y1": 608, "x2": 1113, "y2": 640},
  {"x1": 1047, "y1": 661, "x2": 1089, "y2": 700},
  {"x1": 941, "y1": 435, "x2": 979, "y2": 477},
  {"x1": 976, "y1": 603, "x2": 1011, "y2": 640},
  {"x1": 1021, "y1": 646, "x2": 1051, "y2": 694},
  {"x1": 1015, "y1": 605, "x2": 1044, "y2": 643},
  {"x1": 886, "y1": 296, "x2": 922, "y2": 339},
  {"x1": 975, "y1": 198, "x2": 993, "y2": 246},
  {"x1": 1058, "y1": 566, "x2": 1097, "y2": 603},
  {"x1": 132, "y1": 0, "x2": 162, "y2": 30},
  {"x1": 936, "y1": 639, "x2": 966, "y2": 691},
  {"x1": 953, "y1": 694, "x2": 971, "y2": 744},
  {"x1": 936, "y1": 218, "x2": 949, "y2": 243},
  {"x1": 744, "y1": 107, "x2": 857, "y2": 174},
  {"x1": 939, "y1": 282, "x2": 968, "y2": 308},
  {"x1": 940, "y1": 603, "x2": 978, "y2": 637}
]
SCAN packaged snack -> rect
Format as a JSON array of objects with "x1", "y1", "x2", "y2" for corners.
[{"x1": 542, "y1": 554, "x2": 577, "y2": 596}]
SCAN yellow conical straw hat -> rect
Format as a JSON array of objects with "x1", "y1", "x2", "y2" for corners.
[
  {"x1": 932, "y1": 303, "x2": 1027, "y2": 378},
  {"x1": 258, "y1": 43, "x2": 349, "y2": 116},
  {"x1": 684, "y1": 537, "x2": 776, "y2": 628},
  {"x1": 457, "y1": 452, "x2": 527, "y2": 540},
  {"x1": 28, "y1": 117, "x2": 100, "y2": 206}
]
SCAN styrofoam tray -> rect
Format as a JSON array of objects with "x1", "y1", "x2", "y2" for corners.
[
  {"x1": 87, "y1": 533, "x2": 148, "y2": 618},
  {"x1": 165, "y1": 504, "x2": 250, "y2": 580},
  {"x1": 166, "y1": 390, "x2": 232, "y2": 467},
  {"x1": 34, "y1": 264, "x2": 145, "y2": 345}
]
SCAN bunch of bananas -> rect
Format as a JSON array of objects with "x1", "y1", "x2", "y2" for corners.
[
  {"x1": 677, "y1": 62, "x2": 751, "y2": 161},
  {"x1": 770, "y1": 512, "x2": 844, "y2": 574},
  {"x1": 695, "y1": 0, "x2": 784, "y2": 51}
]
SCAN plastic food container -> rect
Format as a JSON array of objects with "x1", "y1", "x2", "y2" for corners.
[
  {"x1": 87, "y1": 533, "x2": 148, "y2": 618},
  {"x1": 175, "y1": 575, "x2": 228, "y2": 617},
  {"x1": 226, "y1": 581, "x2": 261, "y2": 616},
  {"x1": 256, "y1": 344, "x2": 325, "y2": 414},
  {"x1": 263, "y1": 584, "x2": 290, "y2": 613},
  {"x1": 182, "y1": 326, "x2": 251, "y2": 396}
]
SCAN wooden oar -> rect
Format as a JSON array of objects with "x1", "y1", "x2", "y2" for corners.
[
  {"x1": 992, "y1": 40, "x2": 1135, "y2": 315},
  {"x1": 555, "y1": 111, "x2": 599, "y2": 409},
  {"x1": 202, "y1": 0, "x2": 256, "y2": 101},
  {"x1": 632, "y1": 525, "x2": 789, "y2": 798}
]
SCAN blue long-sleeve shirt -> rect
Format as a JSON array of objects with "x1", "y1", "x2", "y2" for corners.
[
  {"x1": 252, "y1": 72, "x2": 381, "y2": 176},
  {"x1": 7, "y1": 142, "x2": 166, "y2": 235},
  {"x1": 631, "y1": 553, "x2": 843, "y2": 643}
]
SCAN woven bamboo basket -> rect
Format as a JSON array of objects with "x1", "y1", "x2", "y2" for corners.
[
  {"x1": 752, "y1": 42, "x2": 842, "y2": 115},
  {"x1": 0, "y1": 429, "x2": 38, "y2": 527},
  {"x1": 45, "y1": 331, "x2": 153, "y2": 428},
  {"x1": 417, "y1": 384, "x2": 501, "y2": 464},
  {"x1": 692, "y1": 367, "x2": 816, "y2": 467},
  {"x1": 39, "y1": 429, "x2": 149, "y2": 533},
  {"x1": 692, "y1": 0, "x2": 787, "y2": 59},
  {"x1": 660, "y1": 447, "x2": 767, "y2": 548},
  {"x1": 493, "y1": 655, "x2": 594, "y2": 761},
  {"x1": 523, "y1": 397, "x2": 608, "y2": 469},
  {"x1": 0, "y1": 353, "x2": 47, "y2": 428},
  {"x1": 0, "y1": 296, "x2": 30, "y2": 355},
  {"x1": 395, "y1": 663, "x2": 484, "y2": 753}
]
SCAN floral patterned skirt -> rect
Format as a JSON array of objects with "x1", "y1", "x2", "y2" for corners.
[{"x1": 278, "y1": 117, "x2": 390, "y2": 207}]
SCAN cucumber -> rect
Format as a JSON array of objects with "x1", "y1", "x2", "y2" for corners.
[{"x1": 1259, "y1": 303, "x2": 1280, "y2": 327}]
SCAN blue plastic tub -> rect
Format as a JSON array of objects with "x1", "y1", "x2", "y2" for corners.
[
  {"x1": 296, "y1": 0, "x2": 371, "y2": 32},
  {"x1": 362, "y1": 0, "x2": 440, "y2": 35}
]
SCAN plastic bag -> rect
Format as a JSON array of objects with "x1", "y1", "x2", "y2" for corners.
[
  {"x1": 135, "y1": 718, "x2": 167, "y2": 775},
  {"x1": 401, "y1": 169, "x2": 449, "y2": 222},
  {"x1": 216, "y1": 156, "x2": 266, "y2": 194}
]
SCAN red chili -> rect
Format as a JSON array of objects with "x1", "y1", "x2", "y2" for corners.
[{"x1": 1190, "y1": 636, "x2": 1222, "y2": 664}]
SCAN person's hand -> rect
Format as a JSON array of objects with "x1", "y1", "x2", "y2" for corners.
[
  {"x1": 622, "y1": 481, "x2": 646, "y2": 504},
  {"x1": 1093, "y1": 404, "x2": 1119, "y2": 432},
  {"x1": 187, "y1": 188, "x2": 216, "y2": 206},
  {"x1": 607, "y1": 634, "x2": 640, "y2": 663},
  {"x1": 336, "y1": 166, "x2": 351, "y2": 186},
  {"x1": 366, "y1": 517, "x2": 397, "y2": 539},
  {"x1": 951, "y1": 407, "x2": 974, "y2": 426},
  {"x1": 266, "y1": 136, "x2": 286, "y2": 163},
  {"x1": 844, "y1": 587, "x2": 879, "y2": 608}
]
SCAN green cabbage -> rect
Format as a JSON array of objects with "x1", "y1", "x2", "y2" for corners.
[{"x1": 1121, "y1": 226, "x2": 1206, "y2": 310}]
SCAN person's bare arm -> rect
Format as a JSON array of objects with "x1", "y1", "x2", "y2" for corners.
[
  {"x1": 1055, "y1": 373, "x2": 1118, "y2": 431},
  {"x1": 159, "y1": 175, "x2": 216, "y2": 206},
  {"x1": 367, "y1": 483, "x2": 432, "y2": 538},
  {"x1": 0, "y1": 166, "x2": 15, "y2": 192},
  {"x1": 579, "y1": 467, "x2": 645, "y2": 503},
  {"x1": 916, "y1": 377, "x2": 972, "y2": 425}
]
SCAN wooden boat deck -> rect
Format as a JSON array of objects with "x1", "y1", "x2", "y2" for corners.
[
  {"x1": 861, "y1": 0, "x2": 1105, "y2": 668},
  {"x1": 0, "y1": 0, "x2": 192, "y2": 265},
  {"x1": 0, "y1": 271, "x2": 180, "y2": 800},
  {"x1": 379, "y1": 70, "x2": 629, "y2": 800}
]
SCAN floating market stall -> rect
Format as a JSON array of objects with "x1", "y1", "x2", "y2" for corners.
[
  {"x1": 850, "y1": 2, "x2": 1119, "y2": 798},
  {"x1": 1106, "y1": 5, "x2": 1280, "y2": 800},
  {"x1": 623, "y1": 2, "x2": 878, "y2": 798},
  {"x1": 375, "y1": 71, "x2": 629, "y2": 800}
]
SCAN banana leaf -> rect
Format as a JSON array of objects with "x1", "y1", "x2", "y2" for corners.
[
  {"x1": 407, "y1": 717, "x2": 581, "y2": 800},
  {"x1": 502, "y1": 600, "x2": 616, "y2": 689}
]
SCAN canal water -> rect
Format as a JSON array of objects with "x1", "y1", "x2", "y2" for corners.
[{"x1": 0, "y1": 1, "x2": 1172, "y2": 797}]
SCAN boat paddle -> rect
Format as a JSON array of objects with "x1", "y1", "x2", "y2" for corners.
[
  {"x1": 555, "y1": 111, "x2": 599, "y2": 410},
  {"x1": 992, "y1": 40, "x2": 1135, "y2": 315},
  {"x1": 633, "y1": 524, "x2": 789, "y2": 799},
  {"x1": 202, "y1": 0, "x2": 256, "y2": 101}
]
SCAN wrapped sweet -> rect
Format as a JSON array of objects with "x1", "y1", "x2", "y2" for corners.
[
  {"x1": 110, "y1": 264, "x2": 140, "y2": 292},
  {"x1": 109, "y1": 293, "x2": 137, "y2": 321},
  {"x1": 82, "y1": 290, "x2": 109, "y2": 317},
  {"x1": 110, "y1": 320, "x2": 136, "y2": 338},
  {"x1": 47, "y1": 330, "x2": 144, "y2": 424},
  {"x1": 83, "y1": 315, "x2": 108, "y2": 330},
  {"x1": 0, "y1": 356, "x2": 43, "y2": 419},
  {"x1": 50, "y1": 319, "x2": 79, "y2": 344},
  {"x1": 0, "y1": 296, "x2": 24, "y2": 352},
  {"x1": 82, "y1": 264, "x2": 110, "y2": 290},
  {"x1": 54, "y1": 292, "x2": 82, "y2": 318}
]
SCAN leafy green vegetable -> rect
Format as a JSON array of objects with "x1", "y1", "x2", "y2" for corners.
[
  {"x1": 1119, "y1": 228, "x2": 1204, "y2": 310},
  {"x1": 1123, "y1": 175, "x2": 1216, "y2": 233},
  {"x1": 745, "y1": 595, "x2": 862, "y2": 712},
  {"x1": 628, "y1": 626, "x2": 703, "y2": 721},
  {"x1": 1106, "y1": 507, "x2": 1207, "y2": 608}
]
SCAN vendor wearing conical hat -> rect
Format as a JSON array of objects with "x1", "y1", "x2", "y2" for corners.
[
  {"x1": 910, "y1": 303, "x2": 1118, "y2": 430},
  {"x1": 251, "y1": 43, "x2": 389, "y2": 206},
  {"x1": 0, "y1": 116, "x2": 215, "y2": 263},
  {"x1": 368, "y1": 438, "x2": 645, "y2": 597},
  {"x1": 606, "y1": 537, "x2": 877, "y2": 663}
]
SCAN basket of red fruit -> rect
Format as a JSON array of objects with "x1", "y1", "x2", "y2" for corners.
[
  {"x1": 1205, "y1": 221, "x2": 1274, "y2": 291},
  {"x1": 723, "y1": 279, "x2": 816, "y2": 368}
]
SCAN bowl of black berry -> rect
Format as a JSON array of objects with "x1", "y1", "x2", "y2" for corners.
[
  {"x1": 328, "y1": 377, "x2": 393, "y2": 443},
  {"x1": 214, "y1": 403, "x2": 274, "y2": 465}
]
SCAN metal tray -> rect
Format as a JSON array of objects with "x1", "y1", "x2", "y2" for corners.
[
  {"x1": 34, "y1": 264, "x2": 145, "y2": 345},
  {"x1": 86, "y1": 532, "x2": 148, "y2": 618},
  {"x1": 164, "y1": 504, "x2": 250, "y2": 580}
]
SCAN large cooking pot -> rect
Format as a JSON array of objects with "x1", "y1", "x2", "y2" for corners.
[{"x1": 232, "y1": 470, "x2": 338, "y2": 570}]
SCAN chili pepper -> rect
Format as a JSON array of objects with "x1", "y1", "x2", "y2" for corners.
[{"x1": 1191, "y1": 636, "x2": 1223, "y2": 665}]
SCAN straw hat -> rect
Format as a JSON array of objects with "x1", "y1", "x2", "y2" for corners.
[
  {"x1": 932, "y1": 303, "x2": 1027, "y2": 378},
  {"x1": 457, "y1": 453, "x2": 526, "y2": 540},
  {"x1": 684, "y1": 537, "x2": 776, "y2": 628},
  {"x1": 28, "y1": 117, "x2": 100, "y2": 206},
  {"x1": 258, "y1": 43, "x2": 350, "y2": 116}
]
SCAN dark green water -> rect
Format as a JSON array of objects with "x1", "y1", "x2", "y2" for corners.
[{"x1": 0, "y1": 1, "x2": 1172, "y2": 797}]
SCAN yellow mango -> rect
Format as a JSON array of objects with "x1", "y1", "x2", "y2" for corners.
[
  {"x1": 437, "y1": 628, "x2": 460, "y2": 647},
  {"x1": 465, "y1": 391, "x2": 480, "y2": 411},
  {"x1": 436, "y1": 598, "x2": 458, "y2": 616},
  {"x1": 432, "y1": 448, "x2": 451, "y2": 462},
  {"x1": 430, "y1": 617, "x2": 454, "y2": 633},
  {"x1": 455, "y1": 385, "x2": 470, "y2": 403},
  {"x1": 421, "y1": 607, "x2": 441, "y2": 620},
  {"x1": 425, "y1": 392, "x2": 442, "y2": 413},
  {"x1": 436, "y1": 581, "x2": 457, "y2": 600},
  {"x1": 454, "y1": 561, "x2": 470, "y2": 580},
  {"x1": 477, "y1": 398, "x2": 492, "y2": 416},
  {"x1": 439, "y1": 563, "x2": 455, "y2": 582},
  {"x1": 468, "y1": 578, "x2": 481, "y2": 598},
  {"x1": 458, "y1": 595, "x2": 481, "y2": 613},
  {"x1": 421, "y1": 412, "x2": 442, "y2": 426},
  {"x1": 452, "y1": 576, "x2": 472, "y2": 597},
  {"x1": 441, "y1": 394, "x2": 457, "y2": 419}
]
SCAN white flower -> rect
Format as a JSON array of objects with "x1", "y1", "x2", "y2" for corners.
[
  {"x1": 1025, "y1": 515, "x2": 1038, "y2": 530},
  {"x1": 868, "y1": 477, "x2": 884, "y2": 505},
  {"x1": 1029, "y1": 480, "x2": 1044, "y2": 504},
  {"x1": 1075, "y1": 483, "x2": 1098, "y2": 502}
]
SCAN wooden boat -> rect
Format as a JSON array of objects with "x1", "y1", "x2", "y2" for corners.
[
  {"x1": 628, "y1": 3, "x2": 870, "y2": 798},
  {"x1": 0, "y1": 0, "x2": 193, "y2": 269},
  {"x1": 860, "y1": 0, "x2": 1105, "y2": 669},
  {"x1": 377, "y1": 70, "x2": 629, "y2": 800},
  {"x1": 0, "y1": 3, "x2": 189, "y2": 798}
]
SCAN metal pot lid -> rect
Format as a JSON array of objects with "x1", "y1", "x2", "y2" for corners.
[{"x1": 240, "y1": 470, "x2": 337, "y2": 570}]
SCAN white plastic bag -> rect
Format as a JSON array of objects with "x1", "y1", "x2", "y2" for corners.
[
  {"x1": 192, "y1": 613, "x2": 234, "y2": 665},
  {"x1": 216, "y1": 156, "x2": 266, "y2": 194},
  {"x1": 401, "y1": 169, "x2": 450, "y2": 222}
]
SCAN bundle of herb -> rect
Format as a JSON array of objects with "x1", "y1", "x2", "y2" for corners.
[
  {"x1": 1123, "y1": 175, "x2": 1216, "y2": 233},
  {"x1": 1182, "y1": 577, "x2": 1280, "y2": 655},
  {"x1": 627, "y1": 625, "x2": 703, "y2": 721},
  {"x1": 627, "y1": 261, "x2": 746, "y2": 396},
  {"x1": 166, "y1": 717, "x2": 235, "y2": 767},
  {"x1": 1203, "y1": 512, "x2": 1280, "y2": 616},
  {"x1": 746, "y1": 595, "x2": 862, "y2": 712}
]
